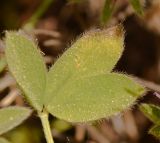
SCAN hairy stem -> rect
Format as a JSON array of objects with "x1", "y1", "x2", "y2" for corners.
[{"x1": 39, "y1": 110, "x2": 54, "y2": 143}]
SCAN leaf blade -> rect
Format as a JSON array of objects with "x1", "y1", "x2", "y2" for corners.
[
  {"x1": 47, "y1": 73, "x2": 144, "y2": 122},
  {"x1": 0, "y1": 106, "x2": 32, "y2": 135},
  {"x1": 5, "y1": 31, "x2": 47, "y2": 110}
]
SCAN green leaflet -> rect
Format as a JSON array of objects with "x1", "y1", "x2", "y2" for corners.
[
  {"x1": 140, "y1": 104, "x2": 160, "y2": 125},
  {"x1": 5, "y1": 31, "x2": 47, "y2": 111},
  {"x1": 46, "y1": 73, "x2": 144, "y2": 122},
  {"x1": 0, "y1": 106, "x2": 32, "y2": 135},
  {"x1": 129, "y1": 0, "x2": 144, "y2": 16},
  {"x1": 0, "y1": 137, "x2": 11, "y2": 143},
  {"x1": 149, "y1": 125, "x2": 160, "y2": 139},
  {"x1": 45, "y1": 26, "x2": 145, "y2": 122}
]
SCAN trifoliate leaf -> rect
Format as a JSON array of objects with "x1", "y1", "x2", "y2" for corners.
[
  {"x1": 0, "y1": 106, "x2": 32, "y2": 135},
  {"x1": 5, "y1": 31, "x2": 47, "y2": 111}
]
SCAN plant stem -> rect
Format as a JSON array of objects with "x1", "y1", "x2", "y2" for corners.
[
  {"x1": 23, "y1": 0, "x2": 53, "y2": 29},
  {"x1": 100, "y1": 0, "x2": 116, "y2": 26},
  {"x1": 39, "y1": 110, "x2": 54, "y2": 143}
]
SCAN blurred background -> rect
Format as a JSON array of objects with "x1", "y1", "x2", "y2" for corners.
[{"x1": 0, "y1": 0, "x2": 160, "y2": 143}]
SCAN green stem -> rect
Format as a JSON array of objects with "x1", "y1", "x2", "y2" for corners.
[
  {"x1": 100, "y1": 0, "x2": 116, "y2": 26},
  {"x1": 23, "y1": 0, "x2": 53, "y2": 29},
  {"x1": 39, "y1": 111, "x2": 54, "y2": 143}
]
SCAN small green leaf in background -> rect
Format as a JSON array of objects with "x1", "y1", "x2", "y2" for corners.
[
  {"x1": 140, "y1": 104, "x2": 160, "y2": 138},
  {"x1": 0, "y1": 137, "x2": 11, "y2": 143},
  {"x1": 45, "y1": 25, "x2": 145, "y2": 122},
  {"x1": 51, "y1": 119, "x2": 72, "y2": 133},
  {"x1": 5, "y1": 31, "x2": 47, "y2": 111},
  {"x1": 101, "y1": 0, "x2": 115, "y2": 25},
  {"x1": 4, "y1": 124, "x2": 43, "y2": 143},
  {"x1": 0, "y1": 106, "x2": 32, "y2": 135},
  {"x1": 149, "y1": 125, "x2": 160, "y2": 139},
  {"x1": 129, "y1": 0, "x2": 144, "y2": 16},
  {"x1": 0, "y1": 56, "x2": 7, "y2": 73},
  {"x1": 140, "y1": 104, "x2": 160, "y2": 125}
]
